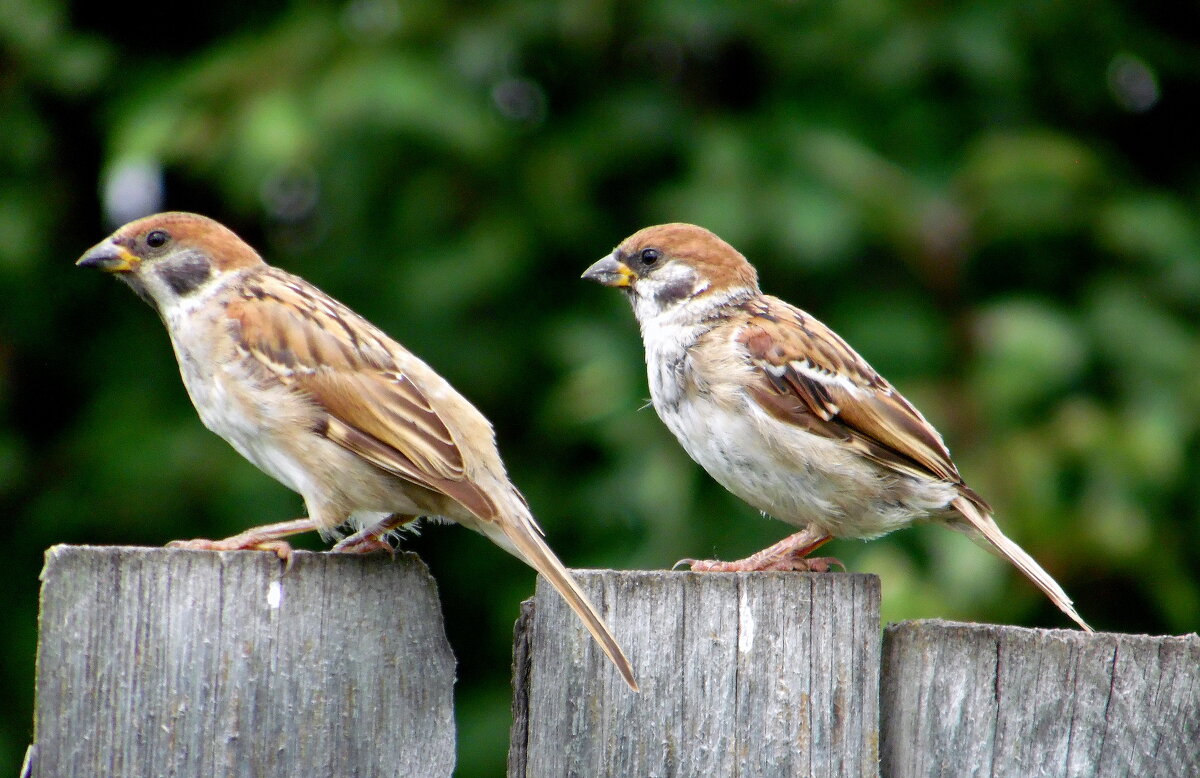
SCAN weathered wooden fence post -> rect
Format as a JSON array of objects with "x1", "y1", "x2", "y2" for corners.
[
  {"x1": 509, "y1": 570, "x2": 882, "y2": 777},
  {"x1": 30, "y1": 545, "x2": 456, "y2": 778},
  {"x1": 880, "y1": 620, "x2": 1200, "y2": 777}
]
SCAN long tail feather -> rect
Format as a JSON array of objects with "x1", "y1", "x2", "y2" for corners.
[
  {"x1": 952, "y1": 496, "x2": 1091, "y2": 632},
  {"x1": 487, "y1": 512, "x2": 639, "y2": 691}
]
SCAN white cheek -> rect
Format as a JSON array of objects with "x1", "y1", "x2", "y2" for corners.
[{"x1": 630, "y1": 263, "x2": 706, "y2": 321}]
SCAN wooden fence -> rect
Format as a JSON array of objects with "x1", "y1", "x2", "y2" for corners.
[{"x1": 27, "y1": 545, "x2": 1200, "y2": 777}]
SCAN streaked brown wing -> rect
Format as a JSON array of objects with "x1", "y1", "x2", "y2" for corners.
[
  {"x1": 225, "y1": 269, "x2": 497, "y2": 518},
  {"x1": 301, "y1": 369, "x2": 463, "y2": 480},
  {"x1": 736, "y1": 296, "x2": 968, "y2": 488}
]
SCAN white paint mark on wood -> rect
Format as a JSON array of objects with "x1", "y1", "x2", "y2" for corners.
[
  {"x1": 738, "y1": 587, "x2": 756, "y2": 653},
  {"x1": 267, "y1": 579, "x2": 282, "y2": 609}
]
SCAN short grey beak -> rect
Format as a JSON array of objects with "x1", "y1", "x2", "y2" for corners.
[
  {"x1": 76, "y1": 240, "x2": 139, "y2": 273},
  {"x1": 581, "y1": 253, "x2": 636, "y2": 288}
]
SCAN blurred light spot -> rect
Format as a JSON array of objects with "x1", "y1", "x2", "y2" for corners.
[
  {"x1": 260, "y1": 164, "x2": 320, "y2": 223},
  {"x1": 103, "y1": 158, "x2": 164, "y2": 227},
  {"x1": 341, "y1": 0, "x2": 401, "y2": 40},
  {"x1": 1107, "y1": 54, "x2": 1159, "y2": 113},
  {"x1": 491, "y1": 78, "x2": 547, "y2": 126}
]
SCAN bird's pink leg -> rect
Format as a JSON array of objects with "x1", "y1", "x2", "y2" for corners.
[
  {"x1": 331, "y1": 514, "x2": 413, "y2": 555},
  {"x1": 167, "y1": 518, "x2": 322, "y2": 568},
  {"x1": 677, "y1": 527, "x2": 843, "y2": 572}
]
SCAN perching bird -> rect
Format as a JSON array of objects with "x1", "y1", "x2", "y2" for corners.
[
  {"x1": 583, "y1": 222, "x2": 1090, "y2": 632},
  {"x1": 78, "y1": 211, "x2": 637, "y2": 689}
]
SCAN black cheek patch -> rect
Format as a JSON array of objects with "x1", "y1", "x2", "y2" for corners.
[
  {"x1": 652, "y1": 276, "x2": 696, "y2": 307},
  {"x1": 158, "y1": 254, "x2": 213, "y2": 296}
]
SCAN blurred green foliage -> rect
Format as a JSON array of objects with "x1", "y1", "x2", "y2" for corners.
[{"x1": 2, "y1": 0, "x2": 1198, "y2": 774}]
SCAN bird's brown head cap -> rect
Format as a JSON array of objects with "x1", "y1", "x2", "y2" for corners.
[
  {"x1": 582, "y1": 223, "x2": 759, "y2": 311},
  {"x1": 77, "y1": 212, "x2": 265, "y2": 276},
  {"x1": 77, "y1": 212, "x2": 267, "y2": 309}
]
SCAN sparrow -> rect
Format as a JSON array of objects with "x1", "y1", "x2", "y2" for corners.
[
  {"x1": 583, "y1": 222, "x2": 1090, "y2": 632},
  {"x1": 77, "y1": 211, "x2": 637, "y2": 689}
]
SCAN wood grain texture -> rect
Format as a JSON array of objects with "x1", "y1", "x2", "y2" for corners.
[
  {"x1": 880, "y1": 620, "x2": 1200, "y2": 778},
  {"x1": 510, "y1": 570, "x2": 882, "y2": 777},
  {"x1": 31, "y1": 545, "x2": 456, "y2": 778}
]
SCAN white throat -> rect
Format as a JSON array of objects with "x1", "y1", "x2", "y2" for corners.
[
  {"x1": 156, "y1": 273, "x2": 231, "y2": 333},
  {"x1": 635, "y1": 284, "x2": 755, "y2": 409}
]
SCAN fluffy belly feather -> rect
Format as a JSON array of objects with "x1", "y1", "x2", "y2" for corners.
[{"x1": 658, "y1": 393, "x2": 957, "y2": 539}]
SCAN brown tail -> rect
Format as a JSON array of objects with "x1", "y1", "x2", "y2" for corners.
[
  {"x1": 487, "y1": 512, "x2": 639, "y2": 691},
  {"x1": 952, "y1": 496, "x2": 1091, "y2": 632}
]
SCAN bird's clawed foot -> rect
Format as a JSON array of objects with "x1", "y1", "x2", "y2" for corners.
[
  {"x1": 167, "y1": 536, "x2": 296, "y2": 569},
  {"x1": 330, "y1": 514, "x2": 411, "y2": 555},
  {"x1": 673, "y1": 529, "x2": 842, "y2": 573},
  {"x1": 166, "y1": 518, "x2": 321, "y2": 571},
  {"x1": 331, "y1": 533, "x2": 394, "y2": 555},
  {"x1": 675, "y1": 554, "x2": 845, "y2": 572}
]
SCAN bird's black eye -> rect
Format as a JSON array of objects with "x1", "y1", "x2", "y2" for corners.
[
  {"x1": 640, "y1": 248, "x2": 660, "y2": 265},
  {"x1": 146, "y1": 230, "x2": 170, "y2": 249}
]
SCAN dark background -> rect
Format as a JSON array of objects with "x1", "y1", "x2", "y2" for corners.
[{"x1": 3, "y1": 1, "x2": 1198, "y2": 774}]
